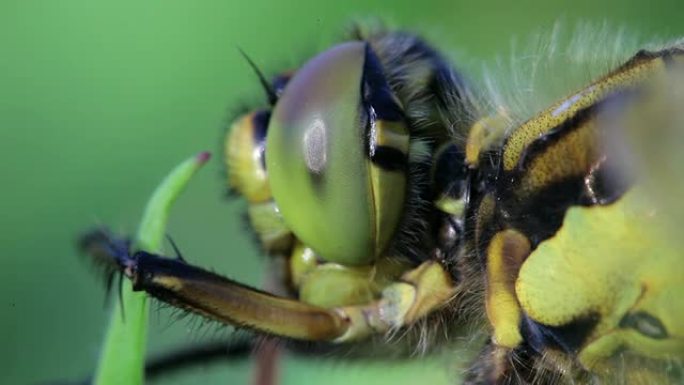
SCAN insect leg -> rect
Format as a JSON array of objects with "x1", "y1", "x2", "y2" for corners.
[
  {"x1": 80, "y1": 229, "x2": 351, "y2": 341},
  {"x1": 126, "y1": 251, "x2": 352, "y2": 340},
  {"x1": 82, "y1": 229, "x2": 456, "y2": 343},
  {"x1": 484, "y1": 229, "x2": 531, "y2": 348},
  {"x1": 464, "y1": 342, "x2": 551, "y2": 385},
  {"x1": 334, "y1": 260, "x2": 457, "y2": 342},
  {"x1": 128, "y1": 254, "x2": 456, "y2": 343}
]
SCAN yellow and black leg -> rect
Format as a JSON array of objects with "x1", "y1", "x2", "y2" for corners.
[
  {"x1": 484, "y1": 229, "x2": 530, "y2": 349},
  {"x1": 464, "y1": 229, "x2": 536, "y2": 385},
  {"x1": 82, "y1": 229, "x2": 458, "y2": 344}
]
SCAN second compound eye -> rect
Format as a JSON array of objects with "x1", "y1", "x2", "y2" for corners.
[{"x1": 265, "y1": 42, "x2": 409, "y2": 266}]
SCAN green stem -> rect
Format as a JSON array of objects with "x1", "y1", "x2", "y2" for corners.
[{"x1": 93, "y1": 152, "x2": 211, "y2": 385}]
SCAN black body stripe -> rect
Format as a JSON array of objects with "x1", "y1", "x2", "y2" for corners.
[
  {"x1": 362, "y1": 44, "x2": 405, "y2": 122},
  {"x1": 370, "y1": 145, "x2": 407, "y2": 171},
  {"x1": 521, "y1": 313, "x2": 600, "y2": 355},
  {"x1": 251, "y1": 110, "x2": 270, "y2": 144},
  {"x1": 361, "y1": 44, "x2": 409, "y2": 173},
  {"x1": 500, "y1": 177, "x2": 586, "y2": 247},
  {"x1": 515, "y1": 101, "x2": 597, "y2": 174},
  {"x1": 514, "y1": 88, "x2": 638, "y2": 176}
]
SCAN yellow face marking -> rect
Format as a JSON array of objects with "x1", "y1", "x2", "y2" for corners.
[{"x1": 515, "y1": 187, "x2": 684, "y2": 366}]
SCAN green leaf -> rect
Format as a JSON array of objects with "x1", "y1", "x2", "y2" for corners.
[{"x1": 93, "y1": 152, "x2": 211, "y2": 385}]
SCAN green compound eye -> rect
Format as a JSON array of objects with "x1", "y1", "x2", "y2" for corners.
[{"x1": 266, "y1": 42, "x2": 410, "y2": 266}]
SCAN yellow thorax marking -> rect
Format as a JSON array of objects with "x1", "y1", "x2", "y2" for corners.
[{"x1": 503, "y1": 51, "x2": 670, "y2": 172}]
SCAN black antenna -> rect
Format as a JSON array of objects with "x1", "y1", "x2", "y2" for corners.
[
  {"x1": 118, "y1": 273, "x2": 125, "y2": 322},
  {"x1": 165, "y1": 234, "x2": 186, "y2": 263},
  {"x1": 103, "y1": 271, "x2": 115, "y2": 309},
  {"x1": 238, "y1": 47, "x2": 278, "y2": 105}
]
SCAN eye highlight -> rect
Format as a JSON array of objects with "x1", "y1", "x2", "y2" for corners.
[{"x1": 620, "y1": 311, "x2": 669, "y2": 339}]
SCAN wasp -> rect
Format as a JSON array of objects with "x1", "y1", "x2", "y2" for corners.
[{"x1": 80, "y1": 24, "x2": 684, "y2": 384}]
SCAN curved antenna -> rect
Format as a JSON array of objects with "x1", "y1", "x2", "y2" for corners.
[
  {"x1": 238, "y1": 47, "x2": 278, "y2": 105},
  {"x1": 165, "y1": 233, "x2": 186, "y2": 262}
]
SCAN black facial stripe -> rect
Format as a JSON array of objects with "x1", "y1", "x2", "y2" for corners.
[
  {"x1": 499, "y1": 90, "x2": 641, "y2": 247},
  {"x1": 521, "y1": 313, "x2": 600, "y2": 355},
  {"x1": 500, "y1": 92, "x2": 637, "y2": 245},
  {"x1": 362, "y1": 44, "x2": 404, "y2": 122},
  {"x1": 499, "y1": 177, "x2": 586, "y2": 247},
  {"x1": 500, "y1": 168, "x2": 632, "y2": 249},
  {"x1": 370, "y1": 145, "x2": 407, "y2": 172}
]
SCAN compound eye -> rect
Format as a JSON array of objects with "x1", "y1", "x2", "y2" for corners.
[{"x1": 265, "y1": 42, "x2": 409, "y2": 266}]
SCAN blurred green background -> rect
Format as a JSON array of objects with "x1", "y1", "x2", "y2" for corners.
[{"x1": 1, "y1": 1, "x2": 682, "y2": 384}]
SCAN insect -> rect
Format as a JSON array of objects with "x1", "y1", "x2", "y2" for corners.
[{"x1": 81, "y1": 23, "x2": 684, "y2": 385}]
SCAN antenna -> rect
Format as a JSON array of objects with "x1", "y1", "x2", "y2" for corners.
[{"x1": 238, "y1": 47, "x2": 278, "y2": 105}]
